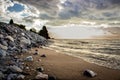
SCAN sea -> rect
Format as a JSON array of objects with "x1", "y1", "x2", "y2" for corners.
[{"x1": 47, "y1": 39, "x2": 120, "y2": 70}]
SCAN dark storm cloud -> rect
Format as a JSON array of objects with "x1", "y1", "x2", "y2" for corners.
[
  {"x1": 13, "y1": 0, "x2": 120, "y2": 20},
  {"x1": 58, "y1": 0, "x2": 120, "y2": 20}
]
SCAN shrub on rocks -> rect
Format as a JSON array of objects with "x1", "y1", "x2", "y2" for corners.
[
  {"x1": 38, "y1": 26, "x2": 50, "y2": 39},
  {"x1": 9, "y1": 19, "x2": 14, "y2": 25}
]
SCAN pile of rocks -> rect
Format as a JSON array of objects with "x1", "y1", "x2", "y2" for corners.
[
  {"x1": 0, "y1": 22, "x2": 48, "y2": 79},
  {"x1": 0, "y1": 22, "x2": 47, "y2": 56}
]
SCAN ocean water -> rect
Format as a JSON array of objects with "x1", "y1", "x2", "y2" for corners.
[{"x1": 47, "y1": 39, "x2": 120, "y2": 70}]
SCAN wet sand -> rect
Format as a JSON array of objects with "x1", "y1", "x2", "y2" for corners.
[{"x1": 19, "y1": 48, "x2": 120, "y2": 80}]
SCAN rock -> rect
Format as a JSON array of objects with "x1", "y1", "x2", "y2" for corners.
[
  {"x1": 48, "y1": 75, "x2": 56, "y2": 80},
  {"x1": 17, "y1": 74, "x2": 25, "y2": 80},
  {"x1": 6, "y1": 36, "x2": 14, "y2": 42},
  {"x1": 1, "y1": 40, "x2": 8, "y2": 46},
  {"x1": 26, "y1": 67, "x2": 29, "y2": 70},
  {"x1": 0, "y1": 34, "x2": 3, "y2": 38},
  {"x1": 25, "y1": 56, "x2": 33, "y2": 61},
  {"x1": 35, "y1": 72, "x2": 48, "y2": 80},
  {"x1": 36, "y1": 67, "x2": 44, "y2": 72},
  {"x1": 20, "y1": 37, "x2": 31, "y2": 45},
  {"x1": 0, "y1": 44, "x2": 8, "y2": 50},
  {"x1": 0, "y1": 71, "x2": 4, "y2": 80},
  {"x1": 21, "y1": 48, "x2": 28, "y2": 53},
  {"x1": 0, "y1": 49, "x2": 7, "y2": 57},
  {"x1": 21, "y1": 33, "x2": 25, "y2": 36},
  {"x1": 83, "y1": 69, "x2": 97, "y2": 77},
  {"x1": 34, "y1": 49, "x2": 39, "y2": 55},
  {"x1": 8, "y1": 41, "x2": 15, "y2": 47},
  {"x1": 40, "y1": 54, "x2": 46, "y2": 57},
  {"x1": 7, "y1": 73, "x2": 17, "y2": 80},
  {"x1": 9, "y1": 65, "x2": 23, "y2": 73}
]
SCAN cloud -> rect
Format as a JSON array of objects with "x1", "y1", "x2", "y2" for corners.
[
  {"x1": 14, "y1": 0, "x2": 60, "y2": 16},
  {"x1": 0, "y1": 0, "x2": 120, "y2": 28}
]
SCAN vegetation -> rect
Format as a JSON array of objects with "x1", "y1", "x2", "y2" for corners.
[
  {"x1": 30, "y1": 28, "x2": 37, "y2": 33},
  {"x1": 9, "y1": 19, "x2": 26, "y2": 30},
  {"x1": 38, "y1": 26, "x2": 50, "y2": 39},
  {"x1": 9, "y1": 19, "x2": 14, "y2": 24}
]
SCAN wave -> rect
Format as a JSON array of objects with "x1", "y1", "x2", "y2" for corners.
[{"x1": 47, "y1": 39, "x2": 120, "y2": 70}]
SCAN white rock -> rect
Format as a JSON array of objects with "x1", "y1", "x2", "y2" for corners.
[
  {"x1": 0, "y1": 44, "x2": 8, "y2": 50},
  {"x1": 34, "y1": 50, "x2": 39, "y2": 55},
  {"x1": 6, "y1": 36, "x2": 14, "y2": 42},
  {"x1": 21, "y1": 33, "x2": 25, "y2": 36},
  {"x1": 25, "y1": 56, "x2": 33, "y2": 61},
  {"x1": 20, "y1": 37, "x2": 31, "y2": 45},
  {"x1": 9, "y1": 65, "x2": 23, "y2": 73},
  {"x1": 17, "y1": 75, "x2": 25, "y2": 80},
  {"x1": 84, "y1": 69, "x2": 97, "y2": 77},
  {"x1": 35, "y1": 72, "x2": 48, "y2": 80}
]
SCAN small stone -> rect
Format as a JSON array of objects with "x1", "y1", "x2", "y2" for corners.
[
  {"x1": 40, "y1": 54, "x2": 46, "y2": 57},
  {"x1": 17, "y1": 74, "x2": 25, "y2": 80},
  {"x1": 35, "y1": 72, "x2": 48, "y2": 80},
  {"x1": 48, "y1": 75, "x2": 56, "y2": 80},
  {"x1": 0, "y1": 44, "x2": 8, "y2": 50},
  {"x1": 38, "y1": 59, "x2": 41, "y2": 62},
  {"x1": 0, "y1": 49, "x2": 7, "y2": 57},
  {"x1": 83, "y1": 69, "x2": 97, "y2": 77},
  {"x1": 25, "y1": 56, "x2": 33, "y2": 61},
  {"x1": 7, "y1": 74, "x2": 17, "y2": 80},
  {"x1": 36, "y1": 67, "x2": 44, "y2": 72},
  {"x1": 34, "y1": 49, "x2": 39, "y2": 55},
  {"x1": 9, "y1": 65, "x2": 23, "y2": 73},
  {"x1": 26, "y1": 67, "x2": 29, "y2": 70},
  {"x1": 0, "y1": 71, "x2": 4, "y2": 80}
]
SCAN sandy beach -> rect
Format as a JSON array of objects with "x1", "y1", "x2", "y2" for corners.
[{"x1": 18, "y1": 47, "x2": 120, "y2": 80}]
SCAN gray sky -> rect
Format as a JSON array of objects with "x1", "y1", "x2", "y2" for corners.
[{"x1": 0, "y1": 0, "x2": 120, "y2": 29}]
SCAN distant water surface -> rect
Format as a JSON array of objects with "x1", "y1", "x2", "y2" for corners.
[{"x1": 47, "y1": 39, "x2": 120, "y2": 70}]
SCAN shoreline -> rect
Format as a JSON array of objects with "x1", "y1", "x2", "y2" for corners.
[{"x1": 19, "y1": 47, "x2": 120, "y2": 80}]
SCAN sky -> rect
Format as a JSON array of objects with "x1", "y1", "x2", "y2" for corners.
[{"x1": 0, "y1": 0, "x2": 120, "y2": 38}]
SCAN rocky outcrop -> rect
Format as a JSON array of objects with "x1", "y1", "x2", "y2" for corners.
[
  {"x1": 0, "y1": 22, "x2": 47, "y2": 55},
  {"x1": 0, "y1": 22, "x2": 48, "y2": 79}
]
